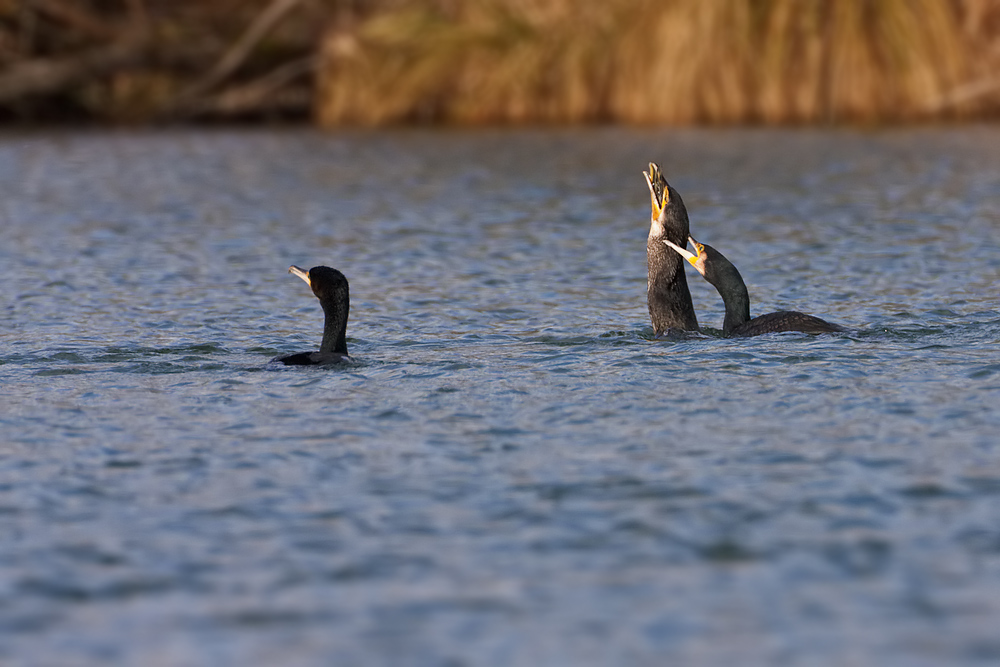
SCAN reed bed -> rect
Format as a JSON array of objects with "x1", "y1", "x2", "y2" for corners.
[
  {"x1": 4, "y1": 0, "x2": 998, "y2": 124},
  {"x1": 317, "y1": 0, "x2": 1000, "y2": 125},
  {"x1": 0, "y1": 0, "x2": 329, "y2": 122}
]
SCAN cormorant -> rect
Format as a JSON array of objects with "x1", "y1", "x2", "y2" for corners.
[
  {"x1": 663, "y1": 236, "x2": 844, "y2": 337},
  {"x1": 274, "y1": 265, "x2": 351, "y2": 365},
  {"x1": 643, "y1": 163, "x2": 699, "y2": 335}
]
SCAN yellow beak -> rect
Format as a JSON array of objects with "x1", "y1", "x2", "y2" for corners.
[
  {"x1": 288, "y1": 265, "x2": 311, "y2": 286},
  {"x1": 662, "y1": 238, "x2": 697, "y2": 266},
  {"x1": 643, "y1": 170, "x2": 662, "y2": 219},
  {"x1": 644, "y1": 162, "x2": 670, "y2": 219}
]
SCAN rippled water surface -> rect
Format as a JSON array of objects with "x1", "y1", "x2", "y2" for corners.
[{"x1": 2, "y1": 128, "x2": 1000, "y2": 665}]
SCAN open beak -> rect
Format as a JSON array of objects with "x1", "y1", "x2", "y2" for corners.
[
  {"x1": 643, "y1": 169, "x2": 662, "y2": 220},
  {"x1": 687, "y1": 236, "x2": 704, "y2": 260},
  {"x1": 664, "y1": 235, "x2": 706, "y2": 276},
  {"x1": 644, "y1": 162, "x2": 670, "y2": 219},
  {"x1": 288, "y1": 265, "x2": 311, "y2": 286},
  {"x1": 662, "y1": 238, "x2": 696, "y2": 264}
]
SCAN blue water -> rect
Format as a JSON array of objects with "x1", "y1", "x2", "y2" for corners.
[{"x1": 1, "y1": 128, "x2": 999, "y2": 665}]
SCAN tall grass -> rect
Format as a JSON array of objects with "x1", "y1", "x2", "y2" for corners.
[{"x1": 316, "y1": 0, "x2": 1000, "y2": 125}]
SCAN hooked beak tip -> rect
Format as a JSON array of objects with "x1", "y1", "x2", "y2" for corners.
[{"x1": 288, "y1": 265, "x2": 311, "y2": 286}]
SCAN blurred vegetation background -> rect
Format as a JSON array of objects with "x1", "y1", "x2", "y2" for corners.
[{"x1": 2, "y1": 0, "x2": 999, "y2": 125}]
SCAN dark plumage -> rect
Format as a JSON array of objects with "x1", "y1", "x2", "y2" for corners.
[
  {"x1": 664, "y1": 236, "x2": 844, "y2": 337},
  {"x1": 643, "y1": 163, "x2": 699, "y2": 335},
  {"x1": 274, "y1": 265, "x2": 351, "y2": 365}
]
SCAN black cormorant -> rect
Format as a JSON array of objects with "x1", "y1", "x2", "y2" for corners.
[
  {"x1": 643, "y1": 163, "x2": 699, "y2": 335},
  {"x1": 663, "y1": 236, "x2": 844, "y2": 337},
  {"x1": 274, "y1": 265, "x2": 351, "y2": 365}
]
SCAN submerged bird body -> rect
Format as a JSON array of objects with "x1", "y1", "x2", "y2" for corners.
[
  {"x1": 664, "y1": 237, "x2": 844, "y2": 337},
  {"x1": 644, "y1": 163, "x2": 699, "y2": 335},
  {"x1": 274, "y1": 265, "x2": 351, "y2": 365},
  {"x1": 727, "y1": 310, "x2": 843, "y2": 337}
]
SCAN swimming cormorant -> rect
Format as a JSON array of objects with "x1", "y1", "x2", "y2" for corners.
[
  {"x1": 274, "y1": 265, "x2": 351, "y2": 365},
  {"x1": 663, "y1": 236, "x2": 844, "y2": 337},
  {"x1": 643, "y1": 163, "x2": 699, "y2": 334}
]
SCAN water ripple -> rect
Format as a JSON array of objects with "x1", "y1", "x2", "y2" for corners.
[{"x1": 1, "y1": 128, "x2": 1000, "y2": 665}]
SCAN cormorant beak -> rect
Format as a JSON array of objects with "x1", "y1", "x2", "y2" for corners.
[
  {"x1": 288, "y1": 265, "x2": 311, "y2": 286},
  {"x1": 643, "y1": 162, "x2": 669, "y2": 219},
  {"x1": 662, "y1": 238, "x2": 696, "y2": 264},
  {"x1": 663, "y1": 236, "x2": 706, "y2": 276},
  {"x1": 687, "y1": 236, "x2": 705, "y2": 259},
  {"x1": 643, "y1": 170, "x2": 661, "y2": 219},
  {"x1": 687, "y1": 236, "x2": 708, "y2": 276}
]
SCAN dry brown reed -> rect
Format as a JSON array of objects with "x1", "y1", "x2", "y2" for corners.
[
  {"x1": 0, "y1": 0, "x2": 326, "y2": 122},
  {"x1": 316, "y1": 0, "x2": 1000, "y2": 125}
]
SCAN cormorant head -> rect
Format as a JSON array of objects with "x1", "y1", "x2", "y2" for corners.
[
  {"x1": 643, "y1": 162, "x2": 689, "y2": 236},
  {"x1": 662, "y1": 235, "x2": 707, "y2": 277},
  {"x1": 289, "y1": 265, "x2": 348, "y2": 302},
  {"x1": 664, "y1": 236, "x2": 744, "y2": 292}
]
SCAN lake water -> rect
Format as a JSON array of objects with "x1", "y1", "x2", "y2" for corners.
[{"x1": 1, "y1": 127, "x2": 999, "y2": 666}]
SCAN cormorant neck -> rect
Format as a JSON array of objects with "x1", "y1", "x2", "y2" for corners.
[
  {"x1": 720, "y1": 282, "x2": 751, "y2": 336},
  {"x1": 703, "y1": 247, "x2": 751, "y2": 336},
  {"x1": 647, "y1": 235, "x2": 699, "y2": 333},
  {"x1": 318, "y1": 292, "x2": 349, "y2": 355},
  {"x1": 646, "y1": 194, "x2": 698, "y2": 334}
]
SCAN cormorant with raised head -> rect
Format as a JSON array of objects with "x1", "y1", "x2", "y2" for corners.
[
  {"x1": 643, "y1": 163, "x2": 699, "y2": 335},
  {"x1": 274, "y1": 265, "x2": 352, "y2": 365},
  {"x1": 663, "y1": 236, "x2": 844, "y2": 337}
]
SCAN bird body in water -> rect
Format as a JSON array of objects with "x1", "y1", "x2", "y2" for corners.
[
  {"x1": 644, "y1": 163, "x2": 699, "y2": 335},
  {"x1": 664, "y1": 236, "x2": 844, "y2": 337},
  {"x1": 274, "y1": 265, "x2": 352, "y2": 365}
]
